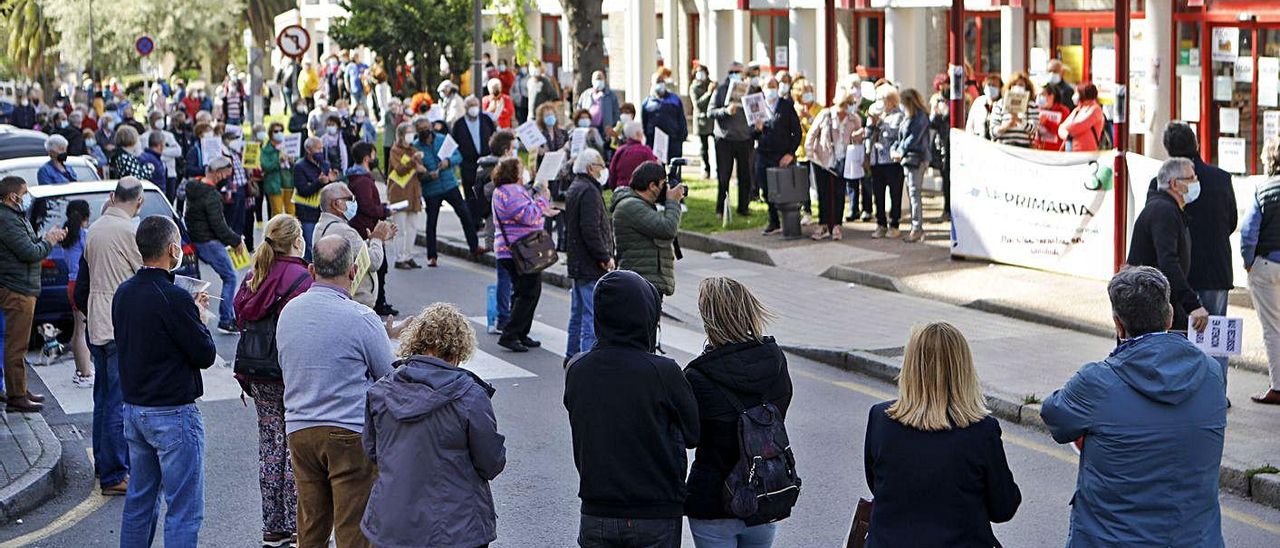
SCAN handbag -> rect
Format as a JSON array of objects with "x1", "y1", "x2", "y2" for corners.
[
  {"x1": 496, "y1": 211, "x2": 558, "y2": 275},
  {"x1": 233, "y1": 272, "x2": 310, "y2": 381},
  {"x1": 845, "y1": 497, "x2": 873, "y2": 548}
]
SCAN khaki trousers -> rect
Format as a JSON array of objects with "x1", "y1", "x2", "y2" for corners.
[
  {"x1": 0, "y1": 287, "x2": 35, "y2": 399},
  {"x1": 1248, "y1": 258, "x2": 1280, "y2": 391},
  {"x1": 288, "y1": 426, "x2": 377, "y2": 548}
]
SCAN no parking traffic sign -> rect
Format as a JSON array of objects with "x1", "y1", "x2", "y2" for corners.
[{"x1": 135, "y1": 35, "x2": 154, "y2": 57}]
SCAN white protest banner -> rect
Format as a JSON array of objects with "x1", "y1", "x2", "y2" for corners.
[
  {"x1": 1219, "y1": 107, "x2": 1240, "y2": 134},
  {"x1": 742, "y1": 93, "x2": 772, "y2": 126},
  {"x1": 281, "y1": 134, "x2": 302, "y2": 158},
  {"x1": 1189, "y1": 316, "x2": 1244, "y2": 356},
  {"x1": 653, "y1": 128, "x2": 670, "y2": 164},
  {"x1": 1218, "y1": 137, "x2": 1247, "y2": 174},
  {"x1": 200, "y1": 136, "x2": 223, "y2": 166},
  {"x1": 569, "y1": 128, "x2": 588, "y2": 155},
  {"x1": 514, "y1": 120, "x2": 547, "y2": 152},
  {"x1": 437, "y1": 134, "x2": 458, "y2": 161},
  {"x1": 1260, "y1": 57, "x2": 1280, "y2": 108},
  {"x1": 843, "y1": 144, "x2": 865, "y2": 180},
  {"x1": 534, "y1": 150, "x2": 566, "y2": 183}
]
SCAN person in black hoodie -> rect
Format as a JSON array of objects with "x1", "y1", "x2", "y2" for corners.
[
  {"x1": 1128, "y1": 157, "x2": 1209, "y2": 335},
  {"x1": 683, "y1": 277, "x2": 792, "y2": 547},
  {"x1": 564, "y1": 270, "x2": 699, "y2": 548}
]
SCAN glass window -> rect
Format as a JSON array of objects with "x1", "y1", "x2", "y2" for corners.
[
  {"x1": 541, "y1": 16, "x2": 562, "y2": 62},
  {"x1": 853, "y1": 12, "x2": 884, "y2": 73},
  {"x1": 1209, "y1": 26, "x2": 1254, "y2": 172},
  {"x1": 964, "y1": 14, "x2": 1001, "y2": 79},
  {"x1": 751, "y1": 13, "x2": 789, "y2": 70}
]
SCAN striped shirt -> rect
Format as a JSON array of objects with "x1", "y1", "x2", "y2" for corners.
[{"x1": 988, "y1": 97, "x2": 1040, "y2": 148}]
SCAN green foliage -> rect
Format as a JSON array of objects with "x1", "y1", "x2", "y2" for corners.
[
  {"x1": 3, "y1": 0, "x2": 59, "y2": 79},
  {"x1": 676, "y1": 174, "x2": 771, "y2": 234},
  {"x1": 1023, "y1": 393, "x2": 1042, "y2": 405},
  {"x1": 1245, "y1": 464, "x2": 1279, "y2": 478},
  {"x1": 488, "y1": 0, "x2": 534, "y2": 66},
  {"x1": 331, "y1": 0, "x2": 472, "y2": 92}
]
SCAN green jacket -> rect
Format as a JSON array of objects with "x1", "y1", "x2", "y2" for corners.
[
  {"x1": 610, "y1": 187, "x2": 681, "y2": 296},
  {"x1": 262, "y1": 142, "x2": 289, "y2": 194},
  {"x1": 0, "y1": 204, "x2": 53, "y2": 296}
]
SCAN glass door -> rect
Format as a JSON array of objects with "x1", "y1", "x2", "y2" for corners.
[{"x1": 1203, "y1": 24, "x2": 1280, "y2": 175}]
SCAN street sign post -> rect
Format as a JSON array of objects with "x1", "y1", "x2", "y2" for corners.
[
  {"x1": 135, "y1": 35, "x2": 154, "y2": 57},
  {"x1": 276, "y1": 25, "x2": 311, "y2": 59}
]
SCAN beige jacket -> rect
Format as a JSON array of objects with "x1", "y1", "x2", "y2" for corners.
[
  {"x1": 315, "y1": 212, "x2": 384, "y2": 308},
  {"x1": 804, "y1": 106, "x2": 864, "y2": 172},
  {"x1": 85, "y1": 207, "x2": 143, "y2": 345}
]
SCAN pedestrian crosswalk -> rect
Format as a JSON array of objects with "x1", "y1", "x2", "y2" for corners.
[
  {"x1": 468, "y1": 317, "x2": 709, "y2": 361},
  {"x1": 30, "y1": 353, "x2": 245, "y2": 415}
]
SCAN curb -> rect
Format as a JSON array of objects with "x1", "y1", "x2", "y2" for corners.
[{"x1": 0, "y1": 413, "x2": 66, "y2": 523}]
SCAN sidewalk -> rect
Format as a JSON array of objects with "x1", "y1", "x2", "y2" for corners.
[
  {"x1": 427, "y1": 206, "x2": 1280, "y2": 509},
  {"x1": 0, "y1": 408, "x2": 64, "y2": 522}
]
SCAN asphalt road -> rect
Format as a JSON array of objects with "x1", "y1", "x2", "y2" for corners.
[{"x1": 3, "y1": 254, "x2": 1280, "y2": 547}]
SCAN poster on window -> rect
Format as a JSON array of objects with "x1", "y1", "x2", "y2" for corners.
[
  {"x1": 1234, "y1": 57, "x2": 1254, "y2": 83},
  {"x1": 774, "y1": 46, "x2": 788, "y2": 69},
  {"x1": 1219, "y1": 137, "x2": 1247, "y2": 174},
  {"x1": 1219, "y1": 107, "x2": 1240, "y2": 135},
  {"x1": 1212, "y1": 27, "x2": 1240, "y2": 63},
  {"x1": 1180, "y1": 75, "x2": 1202, "y2": 122},
  {"x1": 1213, "y1": 76, "x2": 1234, "y2": 102},
  {"x1": 1263, "y1": 111, "x2": 1280, "y2": 144},
  {"x1": 1259, "y1": 57, "x2": 1280, "y2": 108}
]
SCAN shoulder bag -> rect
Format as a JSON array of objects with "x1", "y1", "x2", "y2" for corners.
[
  {"x1": 496, "y1": 207, "x2": 558, "y2": 275},
  {"x1": 845, "y1": 497, "x2": 873, "y2": 548},
  {"x1": 233, "y1": 272, "x2": 310, "y2": 381}
]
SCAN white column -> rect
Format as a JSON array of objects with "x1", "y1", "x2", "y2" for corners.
[
  {"x1": 734, "y1": 8, "x2": 751, "y2": 66},
  {"x1": 626, "y1": 0, "x2": 659, "y2": 104},
  {"x1": 558, "y1": 15, "x2": 573, "y2": 74},
  {"x1": 1143, "y1": 0, "x2": 1173, "y2": 159},
  {"x1": 1000, "y1": 7, "x2": 1026, "y2": 78},
  {"x1": 886, "y1": 8, "x2": 929, "y2": 92},
  {"x1": 789, "y1": 8, "x2": 816, "y2": 82},
  {"x1": 665, "y1": 0, "x2": 684, "y2": 86},
  {"x1": 715, "y1": 10, "x2": 736, "y2": 75}
]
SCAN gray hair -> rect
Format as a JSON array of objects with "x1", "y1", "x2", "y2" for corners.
[
  {"x1": 1156, "y1": 157, "x2": 1194, "y2": 191},
  {"x1": 573, "y1": 148, "x2": 603, "y2": 175},
  {"x1": 115, "y1": 125, "x2": 139, "y2": 148},
  {"x1": 147, "y1": 131, "x2": 166, "y2": 149},
  {"x1": 319, "y1": 182, "x2": 351, "y2": 213},
  {"x1": 303, "y1": 136, "x2": 322, "y2": 153},
  {"x1": 397, "y1": 121, "x2": 416, "y2": 145},
  {"x1": 206, "y1": 156, "x2": 233, "y2": 173},
  {"x1": 134, "y1": 215, "x2": 179, "y2": 262},
  {"x1": 312, "y1": 235, "x2": 353, "y2": 280},
  {"x1": 623, "y1": 120, "x2": 644, "y2": 141},
  {"x1": 113, "y1": 177, "x2": 144, "y2": 204},
  {"x1": 45, "y1": 134, "x2": 68, "y2": 154},
  {"x1": 1108, "y1": 266, "x2": 1173, "y2": 336}
]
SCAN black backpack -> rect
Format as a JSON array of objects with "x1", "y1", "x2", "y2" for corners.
[
  {"x1": 233, "y1": 273, "x2": 309, "y2": 380},
  {"x1": 713, "y1": 382, "x2": 802, "y2": 526}
]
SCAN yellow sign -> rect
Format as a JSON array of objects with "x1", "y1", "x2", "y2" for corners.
[
  {"x1": 228, "y1": 245, "x2": 252, "y2": 271},
  {"x1": 242, "y1": 142, "x2": 262, "y2": 169}
]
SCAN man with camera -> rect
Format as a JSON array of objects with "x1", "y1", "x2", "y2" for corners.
[{"x1": 610, "y1": 161, "x2": 685, "y2": 297}]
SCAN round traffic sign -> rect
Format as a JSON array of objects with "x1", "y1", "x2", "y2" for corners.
[
  {"x1": 135, "y1": 35, "x2": 154, "y2": 57},
  {"x1": 276, "y1": 25, "x2": 311, "y2": 59}
]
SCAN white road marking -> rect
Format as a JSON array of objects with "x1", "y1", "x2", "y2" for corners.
[
  {"x1": 31, "y1": 352, "x2": 244, "y2": 415},
  {"x1": 468, "y1": 317, "x2": 708, "y2": 359}
]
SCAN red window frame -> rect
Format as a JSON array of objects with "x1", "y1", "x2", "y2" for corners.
[
  {"x1": 541, "y1": 15, "x2": 562, "y2": 65},
  {"x1": 965, "y1": 11, "x2": 1002, "y2": 81},
  {"x1": 850, "y1": 9, "x2": 885, "y2": 79},
  {"x1": 751, "y1": 10, "x2": 790, "y2": 72},
  {"x1": 689, "y1": 13, "x2": 700, "y2": 69}
]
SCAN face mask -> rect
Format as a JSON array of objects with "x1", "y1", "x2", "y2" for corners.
[
  {"x1": 257, "y1": 131, "x2": 268, "y2": 141},
  {"x1": 985, "y1": 86, "x2": 1000, "y2": 99},
  {"x1": 170, "y1": 244, "x2": 184, "y2": 272},
  {"x1": 577, "y1": 118, "x2": 591, "y2": 128},
  {"x1": 1049, "y1": 73, "x2": 1063, "y2": 85},
  {"x1": 847, "y1": 105, "x2": 858, "y2": 116},
  {"x1": 1011, "y1": 85, "x2": 1027, "y2": 94},
  {"x1": 696, "y1": 72, "x2": 708, "y2": 82},
  {"x1": 86, "y1": 139, "x2": 97, "y2": 148},
  {"x1": 1184, "y1": 181, "x2": 1201, "y2": 205},
  {"x1": 417, "y1": 130, "x2": 432, "y2": 143},
  {"x1": 14, "y1": 193, "x2": 32, "y2": 212},
  {"x1": 531, "y1": 68, "x2": 542, "y2": 77},
  {"x1": 338, "y1": 108, "x2": 349, "y2": 118},
  {"x1": 543, "y1": 115, "x2": 557, "y2": 126},
  {"x1": 405, "y1": 132, "x2": 417, "y2": 145},
  {"x1": 57, "y1": 152, "x2": 69, "y2": 163},
  {"x1": 18, "y1": 98, "x2": 27, "y2": 106},
  {"x1": 326, "y1": 126, "x2": 339, "y2": 136},
  {"x1": 58, "y1": 121, "x2": 69, "y2": 129},
  {"x1": 595, "y1": 167, "x2": 609, "y2": 185},
  {"x1": 655, "y1": 83, "x2": 667, "y2": 95},
  {"x1": 780, "y1": 84, "x2": 791, "y2": 95},
  {"x1": 498, "y1": 64, "x2": 507, "y2": 72},
  {"x1": 803, "y1": 92, "x2": 815, "y2": 104},
  {"x1": 1072, "y1": 94, "x2": 1081, "y2": 104},
  {"x1": 271, "y1": 132, "x2": 283, "y2": 143},
  {"x1": 342, "y1": 200, "x2": 358, "y2": 220},
  {"x1": 729, "y1": 72, "x2": 742, "y2": 82},
  {"x1": 620, "y1": 114, "x2": 634, "y2": 123},
  {"x1": 152, "y1": 120, "x2": 163, "y2": 129},
  {"x1": 765, "y1": 89, "x2": 779, "y2": 102},
  {"x1": 1036, "y1": 96, "x2": 1047, "y2": 107},
  {"x1": 354, "y1": 112, "x2": 366, "y2": 121},
  {"x1": 750, "y1": 76, "x2": 761, "y2": 87},
  {"x1": 230, "y1": 140, "x2": 244, "y2": 153},
  {"x1": 467, "y1": 106, "x2": 480, "y2": 118}
]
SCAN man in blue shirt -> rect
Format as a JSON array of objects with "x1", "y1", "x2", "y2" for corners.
[
  {"x1": 36, "y1": 134, "x2": 77, "y2": 185},
  {"x1": 139, "y1": 132, "x2": 169, "y2": 195}
]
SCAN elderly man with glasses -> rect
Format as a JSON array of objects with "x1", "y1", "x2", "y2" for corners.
[{"x1": 1126, "y1": 157, "x2": 1209, "y2": 337}]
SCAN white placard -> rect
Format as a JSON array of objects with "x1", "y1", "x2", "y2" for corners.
[
  {"x1": 1212, "y1": 27, "x2": 1240, "y2": 63},
  {"x1": 1213, "y1": 75, "x2": 1234, "y2": 102},
  {"x1": 742, "y1": 93, "x2": 772, "y2": 126},
  {"x1": 1264, "y1": 111, "x2": 1280, "y2": 143},
  {"x1": 1219, "y1": 107, "x2": 1240, "y2": 134},
  {"x1": 1005, "y1": 89, "x2": 1030, "y2": 116},
  {"x1": 774, "y1": 46, "x2": 789, "y2": 69},
  {"x1": 1218, "y1": 137, "x2": 1247, "y2": 174},
  {"x1": 200, "y1": 136, "x2": 223, "y2": 166},
  {"x1": 281, "y1": 134, "x2": 302, "y2": 159},
  {"x1": 1029, "y1": 48, "x2": 1050, "y2": 78},
  {"x1": 569, "y1": 128, "x2": 588, "y2": 155},
  {"x1": 426, "y1": 105, "x2": 444, "y2": 123},
  {"x1": 860, "y1": 82, "x2": 876, "y2": 103},
  {"x1": 843, "y1": 144, "x2": 865, "y2": 180},
  {"x1": 1189, "y1": 316, "x2": 1243, "y2": 356},
  {"x1": 653, "y1": 127, "x2": 669, "y2": 164},
  {"x1": 388, "y1": 200, "x2": 410, "y2": 212},
  {"x1": 514, "y1": 120, "x2": 547, "y2": 152},
  {"x1": 1180, "y1": 75, "x2": 1201, "y2": 122},
  {"x1": 534, "y1": 150, "x2": 566, "y2": 183},
  {"x1": 1234, "y1": 57, "x2": 1254, "y2": 83},
  {"x1": 436, "y1": 134, "x2": 458, "y2": 161},
  {"x1": 1259, "y1": 57, "x2": 1279, "y2": 108}
]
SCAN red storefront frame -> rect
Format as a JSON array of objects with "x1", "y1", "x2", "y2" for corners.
[{"x1": 850, "y1": 9, "x2": 886, "y2": 78}]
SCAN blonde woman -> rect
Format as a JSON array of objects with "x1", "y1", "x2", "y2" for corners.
[
  {"x1": 231, "y1": 214, "x2": 313, "y2": 547},
  {"x1": 792, "y1": 78, "x2": 823, "y2": 224},
  {"x1": 362, "y1": 303, "x2": 506, "y2": 547},
  {"x1": 683, "y1": 277, "x2": 793, "y2": 547},
  {"x1": 804, "y1": 88, "x2": 866, "y2": 240},
  {"x1": 863, "y1": 322, "x2": 1021, "y2": 547}
]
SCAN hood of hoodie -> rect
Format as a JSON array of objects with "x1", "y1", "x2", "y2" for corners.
[
  {"x1": 593, "y1": 270, "x2": 661, "y2": 351},
  {"x1": 373, "y1": 356, "x2": 495, "y2": 422},
  {"x1": 1106, "y1": 332, "x2": 1210, "y2": 405},
  {"x1": 686, "y1": 337, "x2": 785, "y2": 394}
]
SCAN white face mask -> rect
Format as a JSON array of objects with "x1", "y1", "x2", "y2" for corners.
[
  {"x1": 467, "y1": 106, "x2": 480, "y2": 118},
  {"x1": 620, "y1": 114, "x2": 633, "y2": 123},
  {"x1": 594, "y1": 80, "x2": 606, "y2": 91},
  {"x1": 326, "y1": 126, "x2": 339, "y2": 136},
  {"x1": 695, "y1": 72, "x2": 707, "y2": 82},
  {"x1": 779, "y1": 84, "x2": 791, "y2": 95},
  {"x1": 229, "y1": 140, "x2": 244, "y2": 153},
  {"x1": 1049, "y1": 73, "x2": 1063, "y2": 85},
  {"x1": 985, "y1": 86, "x2": 1000, "y2": 99},
  {"x1": 170, "y1": 243, "x2": 184, "y2": 272}
]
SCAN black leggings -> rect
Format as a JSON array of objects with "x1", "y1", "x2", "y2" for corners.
[
  {"x1": 871, "y1": 164, "x2": 904, "y2": 229},
  {"x1": 699, "y1": 134, "x2": 712, "y2": 175},
  {"x1": 497, "y1": 258, "x2": 542, "y2": 344},
  {"x1": 813, "y1": 166, "x2": 847, "y2": 229}
]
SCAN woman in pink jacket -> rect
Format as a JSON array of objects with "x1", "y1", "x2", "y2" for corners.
[{"x1": 1057, "y1": 83, "x2": 1106, "y2": 152}]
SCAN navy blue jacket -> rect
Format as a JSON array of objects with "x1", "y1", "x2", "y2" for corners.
[
  {"x1": 114, "y1": 267, "x2": 217, "y2": 407},
  {"x1": 450, "y1": 115, "x2": 497, "y2": 190},
  {"x1": 292, "y1": 154, "x2": 331, "y2": 223},
  {"x1": 751, "y1": 98, "x2": 802, "y2": 155},
  {"x1": 139, "y1": 149, "x2": 168, "y2": 191},
  {"x1": 642, "y1": 93, "x2": 688, "y2": 145}
]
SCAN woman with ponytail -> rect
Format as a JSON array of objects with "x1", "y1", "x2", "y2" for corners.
[
  {"x1": 231, "y1": 214, "x2": 312, "y2": 547},
  {"x1": 55, "y1": 199, "x2": 94, "y2": 387}
]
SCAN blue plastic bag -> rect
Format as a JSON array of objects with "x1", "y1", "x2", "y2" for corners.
[{"x1": 486, "y1": 284, "x2": 498, "y2": 333}]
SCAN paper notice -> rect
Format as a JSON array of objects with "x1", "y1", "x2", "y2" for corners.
[
  {"x1": 436, "y1": 134, "x2": 458, "y2": 161},
  {"x1": 1212, "y1": 27, "x2": 1240, "y2": 63},
  {"x1": 653, "y1": 128, "x2": 669, "y2": 164},
  {"x1": 388, "y1": 200, "x2": 410, "y2": 212},
  {"x1": 1259, "y1": 57, "x2": 1279, "y2": 108},
  {"x1": 515, "y1": 120, "x2": 547, "y2": 152},
  {"x1": 843, "y1": 144, "x2": 865, "y2": 180},
  {"x1": 1005, "y1": 89, "x2": 1030, "y2": 116},
  {"x1": 1264, "y1": 111, "x2": 1280, "y2": 143},
  {"x1": 1180, "y1": 75, "x2": 1201, "y2": 122},
  {"x1": 242, "y1": 142, "x2": 262, "y2": 169},
  {"x1": 1219, "y1": 107, "x2": 1240, "y2": 134},
  {"x1": 281, "y1": 134, "x2": 302, "y2": 158},
  {"x1": 534, "y1": 150, "x2": 566, "y2": 183},
  {"x1": 426, "y1": 105, "x2": 444, "y2": 123},
  {"x1": 174, "y1": 275, "x2": 210, "y2": 296},
  {"x1": 1189, "y1": 316, "x2": 1243, "y2": 356},
  {"x1": 200, "y1": 136, "x2": 223, "y2": 166},
  {"x1": 1218, "y1": 137, "x2": 1247, "y2": 174},
  {"x1": 570, "y1": 128, "x2": 588, "y2": 155},
  {"x1": 728, "y1": 80, "x2": 750, "y2": 103},
  {"x1": 1234, "y1": 56, "x2": 1254, "y2": 83},
  {"x1": 1213, "y1": 75, "x2": 1233, "y2": 102}
]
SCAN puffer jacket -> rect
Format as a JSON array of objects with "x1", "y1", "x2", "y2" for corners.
[
  {"x1": 564, "y1": 174, "x2": 614, "y2": 280},
  {"x1": 0, "y1": 203, "x2": 53, "y2": 296},
  {"x1": 610, "y1": 187, "x2": 681, "y2": 296},
  {"x1": 362, "y1": 356, "x2": 506, "y2": 548},
  {"x1": 183, "y1": 178, "x2": 241, "y2": 246}
]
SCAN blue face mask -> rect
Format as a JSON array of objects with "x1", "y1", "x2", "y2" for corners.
[
  {"x1": 765, "y1": 89, "x2": 779, "y2": 102},
  {"x1": 343, "y1": 200, "x2": 358, "y2": 221},
  {"x1": 655, "y1": 83, "x2": 667, "y2": 95},
  {"x1": 543, "y1": 115, "x2": 557, "y2": 127},
  {"x1": 729, "y1": 73, "x2": 742, "y2": 83},
  {"x1": 1184, "y1": 181, "x2": 1201, "y2": 205}
]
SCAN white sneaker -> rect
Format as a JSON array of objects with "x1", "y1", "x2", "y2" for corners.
[{"x1": 72, "y1": 373, "x2": 95, "y2": 388}]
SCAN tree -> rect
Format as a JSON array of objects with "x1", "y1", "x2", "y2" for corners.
[
  {"x1": 331, "y1": 0, "x2": 471, "y2": 92},
  {"x1": 245, "y1": 0, "x2": 293, "y2": 45},
  {"x1": 3, "y1": 0, "x2": 58, "y2": 80},
  {"x1": 560, "y1": 0, "x2": 604, "y2": 96},
  {"x1": 489, "y1": 0, "x2": 534, "y2": 66}
]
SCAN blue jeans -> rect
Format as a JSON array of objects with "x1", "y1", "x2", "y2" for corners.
[
  {"x1": 567, "y1": 279, "x2": 598, "y2": 357},
  {"x1": 195, "y1": 241, "x2": 236, "y2": 325},
  {"x1": 301, "y1": 221, "x2": 316, "y2": 262},
  {"x1": 689, "y1": 519, "x2": 778, "y2": 548},
  {"x1": 121, "y1": 403, "x2": 205, "y2": 548},
  {"x1": 496, "y1": 263, "x2": 512, "y2": 329},
  {"x1": 1197, "y1": 288, "x2": 1231, "y2": 385},
  {"x1": 90, "y1": 342, "x2": 129, "y2": 488}
]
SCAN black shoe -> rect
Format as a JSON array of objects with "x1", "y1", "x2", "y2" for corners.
[
  {"x1": 217, "y1": 322, "x2": 239, "y2": 335},
  {"x1": 407, "y1": 259, "x2": 423, "y2": 269},
  {"x1": 497, "y1": 339, "x2": 529, "y2": 352},
  {"x1": 375, "y1": 305, "x2": 400, "y2": 316},
  {"x1": 737, "y1": 210, "x2": 752, "y2": 217},
  {"x1": 845, "y1": 215, "x2": 858, "y2": 222},
  {"x1": 520, "y1": 336, "x2": 541, "y2": 348},
  {"x1": 761, "y1": 224, "x2": 780, "y2": 235},
  {"x1": 393, "y1": 261, "x2": 412, "y2": 270}
]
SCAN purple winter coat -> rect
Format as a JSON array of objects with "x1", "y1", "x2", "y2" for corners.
[{"x1": 361, "y1": 356, "x2": 507, "y2": 548}]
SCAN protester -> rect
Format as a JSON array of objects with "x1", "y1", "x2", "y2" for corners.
[
  {"x1": 867, "y1": 84, "x2": 905, "y2": 240},
  {"x1": 185, "y1": 157, "x2": 246, "y2": 333},
  {"x1": 292, "y1": 136, "x2": 337, "y2": 258},
  {"x1": 0, "y1": 176, "x2": 65, "y2": 413},
  {"x1": 965, "y1": 75, "x2": 1002, "y2": 140},
  {"x1": 1242, "y1": 139, "x2": 1280, "y2": 405},
  {"x1": 571, "y1": 109, "x2": 607, "y2": 156},
  {"x1": 1033, "y1": 86, "x2": 1071, "y2": 151},
  {"x1": 684, "y1": 277, "x2": 793, "y2": 547},
  {"x1": 139, "y1": 131, "x2": 169, "y2": 193},
  {"x1": 141, "y1": 111, "x2": 182, "y2": 193},
  {"x1": 492, "y1": 158, "x2": 555, "y2": 352},
  {"x1": 526, "y1": 61, "x2": 560, "y2": 123},
  {"x1": 477, "y1": 131, "x2": 518, "y2": 333},
  {"x1": 361, "y1": 303, "x2": 506, "y2": 547},
  {"x1": 84, "y1": 128, "x2": 109, "y2": 174},
  {"x1": 451, "y1": 95, "x2": 497, "y2": 227},
  {"x1": 611, "y1": 103, "x2": 638, "y2": 149},
  {"x1": 115, "y1": 216, "x2": 217, "y2": 547},
  {"x1": 987, "y1": 72, "x2": 1040, "y2": 148},
  {"x1": 1042, "y1": 266, "x2": 1226, "y2": 547},
  {"x1": 51, "y1": 200, "x2": 94, "y2": 387},
  {"x1": 352, "y1": 105, "x2": 377, "y2": 144},
  {"x1": 709, "y1": 62, "x2": 756, "y2": 216},
  {"x1": 1127, "y1": 158, "x2": 1208, "y2": 334},
  {"x1": 1045, "y1": 59, "x2": 1076, "y2": 111},
  {"x1": 865, "y1": 322, "x2": 1021, "y2": 546},
  {"x1": 752, "y1": 75, "x2": 802, "y2": 236},
  {"x1": 82, "y1": 178, "x2": 142, "y2": 491},
  {"x1": 109, "y1": 126, "x2": 155, "y2": 181},
  {"x1": 346, "y1": 141, "x2": 396, "y2": 317},
  {"x1": 893, "y1": 89, "x2": 932, "y2": 243},
  {"x1": 483, "y1": 78, "x2": 515, "y2": 129},
  {"x1": 563, "y1": 149, "x2": 615, "y2": 363},
  {"x1": 793, "y1": 77, "x2": 824, "y2": 224},
  {"x1": 417, "y1": 118, "x2": 480, "y2": 267},
  {"x1": 565, "y1": 269, "x2": 699, "y2": 547},
  {"x1": 437, "y1": 80, "x2": 465, "y2": 126},
  {"x1": 182, "y1": 122, "x2": 213, "y2": 178},
  {"x1": 387, "y1": 121, "x2": 425, "y2": 270},
  {"x1": 36, "y1": 134, "x2": 77, "y2": 185},
  {"x1": 232, "y1": 214, "x2": 312, "y2": 547},
  {"x1": 61, "y1": 110, "x2": 88, "y2": 155},
  {"x1": 606, "y1": 122, "x2": 658, "y2": 190},
  {"x1": 278, "y1": 235, "x2": 396, "y2": 548},
  {"x1": 577, "y1": 70, "x2": 622, "y2": 152},
  {"x1": 611, "y1": 162, "x2": 685, "y2": 298},
  {"x1": 805, "y1": 88, "x2": 864, "y2": 241},
  {"x1": 321, "y1": 114, "x2": 350, "y2": 173},
  {"x1": 642, "y1": 73, "x2": 688, "y2": 161},
  {"x1": 315, "y1": 183, "x2": 393, "y2": 310},
  {"x1": 927, "y1": 75, "x2": 953, "y2": 221},
  {"x1": 690, "y1": 64, "x2": 716, "y2": 178},
  {"x1": 1058, "y1": 83, "x2": 1106, "y2": 152},
  {"x1": 261, "y1": 124, "x2": 290, "y2": 218}
]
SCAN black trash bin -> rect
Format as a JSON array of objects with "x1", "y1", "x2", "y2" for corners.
[{"x1": 766, "y1": 165, "x2": 810, "y2": 240}]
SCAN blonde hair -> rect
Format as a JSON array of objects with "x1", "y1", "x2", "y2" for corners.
[
  {"x1": 248, "y1": 215, "x2": 303, "y2": 292},
  {"x1": 886, "y1": 322, "x2": 989, "y2": 431},
  {"x1": 398, "y1": 303, "x2": 477, "y2": 365},
  {"x1": 698, "y1": 277, "x2": 775, "y2": 348}
]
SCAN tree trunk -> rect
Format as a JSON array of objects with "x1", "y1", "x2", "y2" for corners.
[{"x1": 560, "y1": 0, "x2": 605, "y2": 97}]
